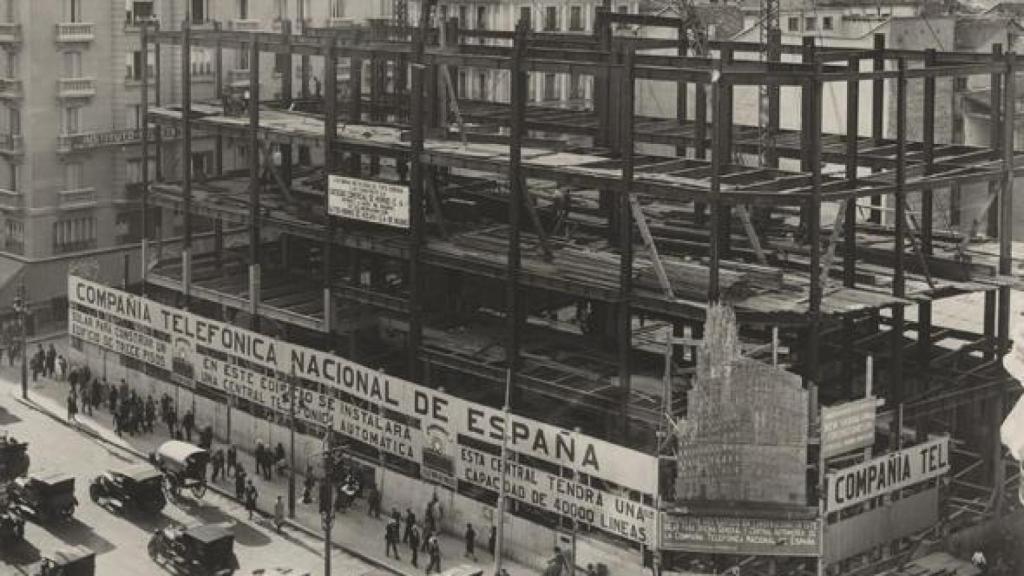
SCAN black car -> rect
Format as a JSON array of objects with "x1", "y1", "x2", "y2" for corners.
[
  {"x1": 89, "y1": 463, "x2": 166, "y2": 515},
  {"x1": 36, "y1": 545, "x2": 95, "y2": 576},
  {"x1": 11, "y1": 472, "x2": 77, "y2": 523},
  {"x1": 148, "y1": 523, "x2": 238, "y2": 576}
]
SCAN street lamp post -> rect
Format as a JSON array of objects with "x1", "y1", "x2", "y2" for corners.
[
  {"x1": 13, "y1": 278, "x2": 26, "y2": 400},
  {"x1": 288, "y1": 366, "x2": 296, "y2": 518},
  {"x1": 320, "y1": 428, "x2": 345, "y2": 575}
]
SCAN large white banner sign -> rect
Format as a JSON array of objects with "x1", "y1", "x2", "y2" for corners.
[
  {"x1": 826, "y1": 436, "x2": 950, "y2": 512},
  {"x1": 68, "y1": 277, "x2": 657, "y2": 498}
]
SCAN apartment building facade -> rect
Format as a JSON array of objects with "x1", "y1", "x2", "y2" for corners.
[
  {"x1": 0, "y1": 0, "x2": 386, "y2": 312},
  {"x1": 436, "y1": 1, "x2": 639, "y2": 108}
]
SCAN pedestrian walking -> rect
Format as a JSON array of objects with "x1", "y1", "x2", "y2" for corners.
[
  {"x1": 66, "y1": 392, "x2": 77, "y2": 422},
  {"x1": 367, "y1": 485, "x2": 381, "y2": 518},
  {"x1": 488, "y1": 525, "x2": 497, "y2": 556},
  {"x1": 425, "y1": 535, "x2": 442, "y2": 574},
  {"x1": 421, "y1": 525, "x2": 433, "y2": 553},
  {"x1": 302, "y1": 475, "x2": 314, "y2": 505},
  {"x1": 273, "y1": 495, "x2": 285, "y2": 533},
  {"x1": 182, "y1": 410, "x2": 194, "y2": 443},
  {"x1": 211, "y1": 449, "x2": 225, "y2": 482},
  {"x1": 235, "y1": 466, "x2": 246, "y2": 501},
  {"x1": 244, "y1": 480, "x2": 258, "y2": 520},
  {"x1": 586, "y1": 564, "x2": 598, "y2": 576},
  {"x1": 385, "y1": 515, "x2": 401, "y2": 560},
  {"x1": 403, "y1": 508, "x2": 416, "y2": 543},
  {"x1": 255, "y1": 441, "x2": 266, "y2": 478},
  {"x1": 408, "y1": 522, "x2": 421, "y2": 568},
  {"x1": 464, "y1": 523, "x2": 476, "y2": 560},
  {"x1": 227, "y1": 444, "x2": 237, "y2": 475},
  {"x1": 45, "y1": 344, "x2": 56, "y2": 377}
]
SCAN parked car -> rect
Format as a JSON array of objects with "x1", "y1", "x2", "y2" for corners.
[
  {"x1": 150, "y1": 440, "x2": 209, "y2": 500},
  {"x1": 11, "y1": 472, "x2": 77, "y2": 523},
  {"x1": 0, "y1": 504, "x2": 24, "y2": 544},
  {"x1": 89, "y1": 463, "x2": 166, "y2": 515},
  {"x1": 36, "y1": 545, "x2": 95, "y2": 576},
  {"x1": 148, "y1": 523, "x2": 237, "y2": 576}
]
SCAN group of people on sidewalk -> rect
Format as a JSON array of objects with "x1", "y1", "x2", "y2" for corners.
[{"x1": 44, "y1": 356, "x2": 576, "y2": 576}]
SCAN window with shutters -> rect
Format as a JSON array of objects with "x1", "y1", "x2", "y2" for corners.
[
  {"x1": 190, "y1": 48, "x2": 211, "y2": 77},
  {"x1": 65, "y1": 0, "x2": 82, "y2": 22},
  {"x1": 238, "y1": 0, "x2": 249, "y2": 19},
  {"x1": 53, "y1": 216, "x2": 97, "y2": 254},
  {"x1": 62, "y1": 107, "x2": 80, "y2": 135},
  {"x1": 126, "y1": 158, "x2": 156, "y2": 184},
  {"x1": 519, "y1": 7, "x2": 531, "y2": 29},
  {"x1": 8, "y1": 106, "x2": 18, "y2": 136},
  {"x1": 330, "y1": 0, "x2": 344, "y2": 18},
  {"x1": 3, "y1": 50, "x2": 15, "y2": 78},
  {"x1": 543, "y1": 73, "x2": 558, "y2": 101},
  {"x1": 476, "y1": 7, "x2": 486, "y2": 30},
  {"x1": 544, "y1": 7, "x2": 558, "y2": 31},
  {"x1": 63, "y1": 51, "x2": 82, "y2": 78},
  {"x1": 569, "y1": 6, "x2": 583, "y2": 31},
  {"x1": 5, "y1": 219, "x2": 22, "y2": 253},
  {"x1": 477, "y1": 72, "x2": 487, "y2": 100},
  {"x1": 64, "y1": 162, "x2": 83, "y2": 190},
  {"x1": 191, "y1": 0, "x2": 207, "y2": 24}
]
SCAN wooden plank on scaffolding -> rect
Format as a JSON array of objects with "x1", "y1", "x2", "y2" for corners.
[
  {"x1": 629, "y1": 196, "x2": 674, "y2": 299},
  {"x1": 735, "y1": 204, "x2": 768, "y2": 265}
]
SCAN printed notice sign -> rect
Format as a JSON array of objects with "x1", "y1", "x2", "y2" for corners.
[
  {"x1": 328, "y1": 175, "x2": 409, "y2": 228},
  {"x1": 660, "y1": 513, "x2": 820, "y2": 556},
  {"x1": 821, "y1": 397, "x2": 882, "y2": 459}
]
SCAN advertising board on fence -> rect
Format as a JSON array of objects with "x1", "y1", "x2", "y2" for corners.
[
  {"x1": 821, "y1": 397, "x2": 882, "y2": 459},
  {"x1": 660, "y1": 513, "x2": 820, "y2": 556},
  {"x1": 327, "y1": 175, "x2": 409, "y2": 228},
  {"x1": 825, "y1": 436, "x2": 950, "y2": 512},
  {"x1": 69, "y1": 276, "x2": 658, "y2": 542},
  {"x1": 458, "y1": 445, "x2": 656, "y2": 544}
]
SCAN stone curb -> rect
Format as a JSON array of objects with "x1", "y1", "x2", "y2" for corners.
[{"x1": 13, "y1": 392, "x2": 414, "y2": 576}]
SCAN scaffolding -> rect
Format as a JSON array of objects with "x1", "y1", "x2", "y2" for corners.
[{"x1": 131, "y1": 10, "x2": 1021, "y2": 575}]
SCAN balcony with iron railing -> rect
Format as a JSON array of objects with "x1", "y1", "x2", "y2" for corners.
[
  {"x1": 58, "y1": 77, "x2": 96, "y2": 99},
  {"x1": 327, "y1": 17, "x2": 356, "y2": 28},
  {"x1": 0, "y1": 187, "x2": 21, "y2": 211},
  {"x1": 57, "y1": 125, "x2": 180, "y2": 153},
  {"x1": 229, "y1": 19, "x2": 262, "y2": 32},
  {"x1": 58, "y1": 187, "x2": 97, "y2": 210},
  {"x1": 0, "y1": 133, "x2": 23, "y2": 155},
  {"x1": 0, "y1": 22, "x2": 20, "y2": 45},
  {"x1": 0, "y1": 78, "x2": 21, "y2": 99},
  {"x1": 56, "y1": 22, "x2": 95, "y2": 43}
]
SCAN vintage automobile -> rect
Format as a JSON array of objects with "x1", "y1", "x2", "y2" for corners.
[
  {"x1": 0, "y1": 433, "x2": 29, "y2": 480},
  {"x1": 89, "y1": 463, "x2": 166, "y2": 515},
  {"x1": 36, "y1": 545, "x2": 95, "y2": 576},
  {"x1": 148, "y1": 523, "x2": 238, "y2": 576},
  {"x1": 151, "y1": 440, "x2": 209, "y2": 499},
  {"x1": 11, "y1": 472, "x2": 77, "y2": 523},
  {"x1": 0, "y1": 499, "x2": 24, "y2": 544}
]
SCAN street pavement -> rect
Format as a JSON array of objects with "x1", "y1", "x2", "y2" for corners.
[
  {"x1": 6, "y1": 336, "x2": 539, "y2": 576},
  {"x1": 0, "y1": 382, "x2": 381, "y2": 576}
]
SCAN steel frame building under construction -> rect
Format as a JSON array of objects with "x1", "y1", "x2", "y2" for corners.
[{"x1": 65, "y1": 5, "x2": 1024, "y2": 576}]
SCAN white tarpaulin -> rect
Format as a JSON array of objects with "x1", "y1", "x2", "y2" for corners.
[{"x1": 1000, "y1": 289, "x2": 1024, "y2": 461}]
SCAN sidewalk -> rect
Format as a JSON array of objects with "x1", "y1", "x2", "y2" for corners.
[{"x1": 14, "y1": 358, "x2": 540, "y2": 576}]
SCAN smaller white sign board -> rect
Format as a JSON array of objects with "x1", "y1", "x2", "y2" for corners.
[{"x1": 328, "y1": 175, "x2": 409, "y2": 228}]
